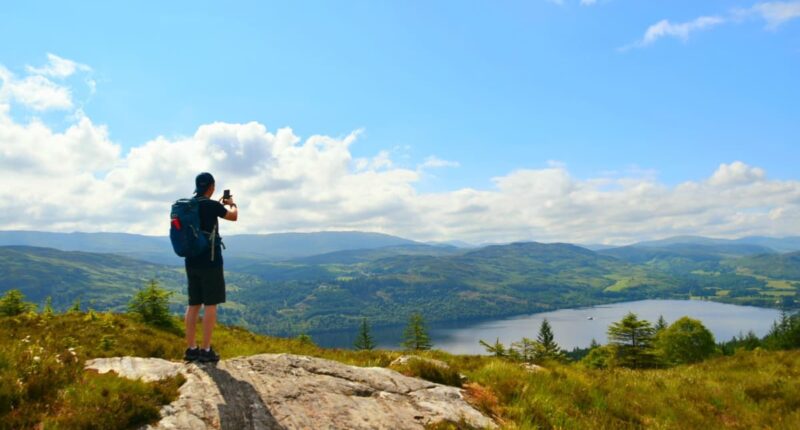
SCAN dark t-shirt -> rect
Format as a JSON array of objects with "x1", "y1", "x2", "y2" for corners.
[{"x1": 185, "y1": 198, "x2": 228, "y2": 269}]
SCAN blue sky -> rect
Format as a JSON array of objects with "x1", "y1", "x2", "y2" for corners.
[
  {"x1": 1, "y1": 1, "x2": 799, "y2": 242},
  {"x1": 3, "y1": 0, "x2": 797, "y2": 189}
]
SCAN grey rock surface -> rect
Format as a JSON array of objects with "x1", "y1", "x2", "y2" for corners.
[{"x1": 85, "y1": 353, "x2": 496, "y2": 430}]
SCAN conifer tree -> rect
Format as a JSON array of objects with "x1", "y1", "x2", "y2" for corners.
[
  {"x1": 68, "y1": 297, "x2": 82, "y2": 313},
  {"x1": 0, "y1": 289, "x2": 35, "y2": 316},
  {"x1": 607, "y1": 312, "x2": 658, "y2": 368},
  {"x1": 402, "y1": 313, "x2": 432, "y2": 351},
  {"x1": 297, "y1": 333, "x2": 314, "y2": 345},
  {"x1": 353, "y1": 318, "x2": 376, "y2": 351},
  {"x1": 42, "y1": 296, "x2": 54, "y2": 317},
  {"x1": 533, "y1": 318, "x2": 565, "y2": 362},
  {"x1": 480, "y1": 338, "x2": 508, "y2": 357},
  {"x1": 510, "y1": 337, "x2": 536, "y2": 361},
  {"x1": 128, "y1": 280, "x2": 175, "y2": 329},
  {"x1": 655, "y1": 315, "x2": 668, "y2": 332}
]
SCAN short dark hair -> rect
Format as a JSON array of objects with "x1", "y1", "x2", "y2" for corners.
[{"x1": 194, "y1": 172, "x2": 215, "y2": 195}]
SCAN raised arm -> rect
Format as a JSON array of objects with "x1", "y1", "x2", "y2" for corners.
[{"x1": 221, "y1": 197, "x2": 238, "y2": 221}]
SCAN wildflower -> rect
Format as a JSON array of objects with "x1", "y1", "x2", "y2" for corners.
[{"x1": 33, "y1": 356, "x2": 40, "y2": 362}]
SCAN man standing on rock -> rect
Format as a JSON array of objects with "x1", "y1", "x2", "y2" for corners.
[{"x1": 184, "y1": 172, "x2": 238, "y2": 363}]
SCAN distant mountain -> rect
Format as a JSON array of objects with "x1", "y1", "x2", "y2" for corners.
[
  {"x1": 601, "y1": 243, "x2": 775, "y2": 262},
  {"x1": 631, "y1": 235, "x2": 800, "y2": 253},
  {"x1": 0, "y1": 246, "x2": 185, "y2": 310},
  {"x1": 0, "y1": 230, "x2": 420, "y2": 264},
  {"x1": 580, "y1": 244, "x2": 618, "y2": 251},
  {"x1": 733, "y1": 236, "x2": 800, "y2": 253},
  {"x1": 289, "y1": 244, "x2": 463, "y2": 265},
  {"x1": 223, "y1": 231, "x2": 420, "y2": 260},
  {"x1": 0, "y1": 230, "x2": 178, "y2": 265},
  {"x1": 1, "y1": 238, "x2": 794, "y2": 336},
  {"x1": 734, "y1": 252, "x2": 800, "y2": 281}
]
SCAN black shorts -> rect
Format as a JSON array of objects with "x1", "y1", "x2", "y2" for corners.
[{"x1": 186, "y1": 266, "x2": 226, "y2": 306}]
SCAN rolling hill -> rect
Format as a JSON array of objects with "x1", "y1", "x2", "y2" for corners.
[
  {"x1": 0, "y1": 230, "x2": 421, "y2": 265},
  {"x1": 1, "y1": 232, "x2": 797, "y2": 335}
]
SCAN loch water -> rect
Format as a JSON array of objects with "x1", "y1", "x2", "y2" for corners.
[{"x1": 312, "y1": 300, "x2": 784, "y2": 354}]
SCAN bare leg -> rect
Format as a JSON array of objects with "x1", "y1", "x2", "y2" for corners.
[
  {"x1": 185, "y1": 305, "x2": 201, "y2": 348},
  {"x1": 201, "y1": 304, "x2": 217, "y2": 349}
]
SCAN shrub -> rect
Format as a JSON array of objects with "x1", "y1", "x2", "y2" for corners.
[
  {"x1": 657, "y1": 317, "x2": 717, "y2": 365},
  {"x1": 42, "y1": 372, "x2": 185, "y2": 429},
  {"x1": 390, "y1": 357, "x2": 462, "y2": 387},
  {"x1": 0, "y1": 290, "x2": 36, "y2": 316},
  {"x1": 128, "y1": 280, "x2": 178, "y2": 331}
]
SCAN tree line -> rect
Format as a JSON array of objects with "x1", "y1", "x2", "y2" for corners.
[{"x1": 3, "y1": 285, "x2": 799, "y2": 366}]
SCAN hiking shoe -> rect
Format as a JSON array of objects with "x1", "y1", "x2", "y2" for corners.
[
  {"x1": 183, "y1": 347, "x2": 200, "y2": 362},
  {"x1": 198, "y1": 347, "x2": 220, "y2": 363}
]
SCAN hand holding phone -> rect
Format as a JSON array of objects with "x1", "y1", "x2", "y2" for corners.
[{"x1": 221, "y1": 189, "x2": 235, "y2": 206}]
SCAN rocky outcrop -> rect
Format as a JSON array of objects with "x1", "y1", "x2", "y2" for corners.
[{"x1": 85, "y1": 354, "x2": 496, "y2": 430}]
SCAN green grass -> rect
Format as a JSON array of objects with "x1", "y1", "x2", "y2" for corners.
[
  {"x1": 3, "y1": 312, "x2": 800, "y2": 430},
  {"x1": 767, "y1": 280, "x2": 798, "y2": 290}
]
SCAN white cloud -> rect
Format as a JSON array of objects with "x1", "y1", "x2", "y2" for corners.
[
  {"x1": 0, "y1": 67, "x2": 73, "y2": 111},
  {"x1": 0, "y1": 54, "x2": 94, "y2": 111},
  {"x1": 752, "y1": 1, "x2": 800, "y2": 28},
  {"x1": 26, "y1": 53, "x2": 91, "y2": 78},
  {"x1": 625, "y1": 16, "x2": 725, "y2": 50},
  {"x1": 625, "y1": 1, "x2": 800, "y2": 50},
  {"x1": 580, "y1": 0, "x2": 597, "y2": 5},
  {"x1": 2, "y1": 58, "x2": 800, "y2": 244},
  {"x1": 708, "y1": 161, "x2": 765, "y2": 187},
  {"x1": 419, "y1": 156, "x2": 459, "y2": 169}
]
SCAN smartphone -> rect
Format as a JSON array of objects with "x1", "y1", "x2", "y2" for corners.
[{"x1": 223, "y1": 189, "x2": 231, "y2": 200}]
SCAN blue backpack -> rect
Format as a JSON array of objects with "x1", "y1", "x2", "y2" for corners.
[{"x1": 170, "y1": 197, "x2": 212, "y2": 258}]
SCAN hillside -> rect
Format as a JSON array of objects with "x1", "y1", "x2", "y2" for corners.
[
  {"x1": 2, "y1": 312, "x2": 798, "y2": 430},
  {"x1": 0, "y1": 230, "x2": 421, "y2": 265},
  {"x1": 631, "y1": 235, "x2": 800, "y2": 253},
  {"x1": 0, "y1": 239, "x2": 796, "y2": 336},
  {"x1": 0, "y1": 246, "x2": 186, "y2": 310}
]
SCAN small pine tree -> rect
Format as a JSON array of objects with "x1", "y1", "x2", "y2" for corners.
[
  {"x1": 480, "y1": 338, "x2": 508, "y2": 357},
  {"x1": 353, "y1": 318, "x2": 376, "y2": 351},
  {"x1": 42, "y1": 296, "x2": 54, "y2": 317},
  {"x1": 0, "y1": 289, "x2": 36, "y2": 316},
  {"x1": 297, "y1": 333, "x2": 314, "y2": 345},
  {"x1": 68, "y1": 298, "x2": 82, "y2": 313},
  {"x1": 607, "y1": 312, "x2": 658, "y2": 368},
  {"x1": 510, "y1": 337, "x2": 537, "y2": 362},
  {"x1": 128, "y1": 280, "x2": 175, "y2": 329},
  {"x1": 655, "y1": 315, "x2": 668, "y2": 332},
  {"x1": 533, "y1": 318, "x2": 565, "y2": 362},
  {"x1": 402, "y1": 313, "x2": 432, "y2": 351}
]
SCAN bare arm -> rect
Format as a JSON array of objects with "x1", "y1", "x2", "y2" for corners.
[{"x1": 221, "y1": 197, "x2": 238, "y2": 221}]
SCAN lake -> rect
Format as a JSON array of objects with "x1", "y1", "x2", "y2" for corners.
[{"x1": 310, "y1": 300, "x2": 784, "y2": 354}]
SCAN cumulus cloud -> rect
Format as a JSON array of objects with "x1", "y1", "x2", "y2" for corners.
[
  {"x1": 2, "y1": 57, "x2": 800, "y2": 244},
  {"x1": 0, "y1": 67, "x2": 73, "y2": 111},
  {"x1": 0, "y1": 54, "x2": 95, "y2": 111}
]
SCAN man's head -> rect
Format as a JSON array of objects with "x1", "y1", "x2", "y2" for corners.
[{"x1": 194, "y1": 172, "x2": 215, "y2": 197}]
